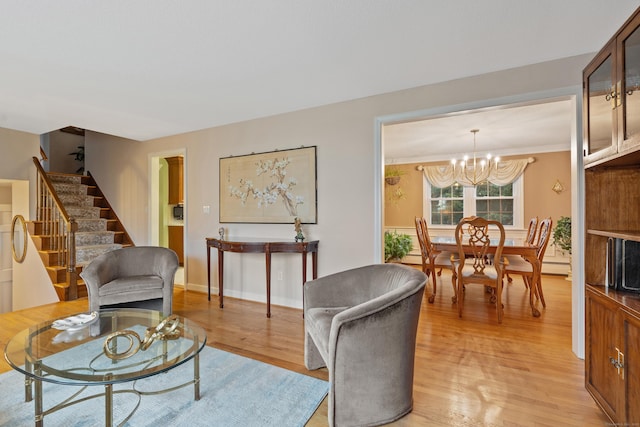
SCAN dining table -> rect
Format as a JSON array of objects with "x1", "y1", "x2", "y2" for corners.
[{"x1": 431, "y1": 236, "x2": 543, "y2": 317}]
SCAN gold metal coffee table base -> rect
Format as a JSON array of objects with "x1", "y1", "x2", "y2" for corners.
[
  {"x1": 26, "y1": 353, "x2": 200, "y2": 427},
  {"x1": 5, "y1": 309, "x2": 206, "y2": 427}
]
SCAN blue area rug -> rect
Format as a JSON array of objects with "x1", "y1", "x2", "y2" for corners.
[{"x1": 0, "y1": 346, "x2": 328, "y2": 426}]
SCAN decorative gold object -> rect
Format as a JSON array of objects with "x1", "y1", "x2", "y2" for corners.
[
  {"x1": 103, "y1": 315, "x2": 181, "y2": 360},
  {"x1": 552, "y1": 179, "x2": 564, "y2": 194},
  {"x1": 141, "y1": 315, "x2": 181, "y2": 350},
  {"x1": 11, "y1": 214, "x2": 27, "y2": 263},
  {"x1": 103, "y1": 330, "x2": 142, "y2": 360}
]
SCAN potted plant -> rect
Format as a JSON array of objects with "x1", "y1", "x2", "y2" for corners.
[
  {"x1": 553, "y1": 216, "x2": 572, "y2": 281},
  {"x1": 69, "y1": 145, "x2": 85, "y2": 174},
  {"x1": 384, "y1": 230, "x2": 413, "y2": 262},
  {"x1": 552, "y1": 216, "x2": 571, "y2": 255}
]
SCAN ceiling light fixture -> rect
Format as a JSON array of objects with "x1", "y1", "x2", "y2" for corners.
[{"x1": 451, "y1": 129, "x2": 499, "y2": 186}]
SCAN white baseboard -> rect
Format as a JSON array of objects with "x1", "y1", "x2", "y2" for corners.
[
  {"x1": 184, "y1": 282, "x2": 208, "y2": 294},
  {"x1": 181, "y1": 282, "x2": 303, "y2": 310}
]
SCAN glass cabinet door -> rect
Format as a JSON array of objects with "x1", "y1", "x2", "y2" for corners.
[
  {"x1": 584, "y1": 44, "x2": 617, "y2": 163},
  {"x1": 621, "y1": 13, "x2": 640, "y2": 151}
]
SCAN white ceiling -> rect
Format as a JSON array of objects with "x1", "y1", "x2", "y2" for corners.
[
  {"x1": 383, "y1": 99, "x2": 574, "y2": 164},
  {"x1": 0, "y1": 1, "x2": 638, "y2": 141}
]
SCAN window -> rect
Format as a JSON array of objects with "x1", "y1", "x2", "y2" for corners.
[
  {"x1": 475, "y1": 181, "x2": 514, "y2": 225},
  {"x1": 430, "y1": 184, "x2": 464, "y2": 225},
  {"x1": 425, "y1": 178, "x2": 522, "y2": 227}
]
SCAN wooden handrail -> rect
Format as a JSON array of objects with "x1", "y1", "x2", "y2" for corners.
[
  {"x1": 32, "y1": 157, "x2": 70, "y2": 220},
  {"x1": 31, "y1": 157, "x2": 78, "y2": 299}
]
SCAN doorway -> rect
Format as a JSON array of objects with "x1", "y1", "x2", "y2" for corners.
[
  {"x1": 375, "y1": 88, "x2": 584, "y2": 356},
  {"x1": 0, "y1": 179, "x2": 30, "y2": 313},
  {"x1": 150, "y1": 150, "x2": 186, "y2": 289}
]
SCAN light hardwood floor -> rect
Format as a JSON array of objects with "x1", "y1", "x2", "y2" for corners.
[{"x1": 0, "y1": 270, "x2": 609, "y2": 426}]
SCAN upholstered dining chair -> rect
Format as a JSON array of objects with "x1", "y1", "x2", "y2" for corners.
[
  {"x1": 452, "y1": 216, "x2": 506, "y2": 323},
  {"x1": 80, "y1": 246, "x2": 179, "y2": 316},
  {"x1": 504, "y1": 217, "x2": 553, "y2": 308},
  {"x1": 414, "y1": 217, "x2": 457, "y2": 303},
  {"x1": 525, "y1": 216, "x2": 539, "y2": 244},
  {"x1": 506, "y1": 216, "x2": 537, "y2": 284},
  {"x1": 303, "y1": 263, "x2": 427, "y2": 427}
]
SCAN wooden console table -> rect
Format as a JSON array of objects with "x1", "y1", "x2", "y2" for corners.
[{"x1": 206, "y1": 238, "x2": 319, "y2": 317}]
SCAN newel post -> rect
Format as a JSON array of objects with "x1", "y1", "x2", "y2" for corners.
[{"x1": 66, "y1": 218, "x2": 78, "y2": 300}]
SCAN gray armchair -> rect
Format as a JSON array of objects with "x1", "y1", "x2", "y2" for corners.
[
  {"x1": 80, "y1": 246, "x2": 179, "y2": 316},
  {"x1": 304, "y1": 263, "x2": 427, "y2": 427}
]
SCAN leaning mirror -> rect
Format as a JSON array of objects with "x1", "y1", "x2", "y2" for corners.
[{"x1": 11, "y1": 214, "x2": 27, "y2": 263}]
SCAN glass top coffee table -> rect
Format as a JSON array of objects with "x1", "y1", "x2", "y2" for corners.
[{"x1": 4, "y1": 308, "x2": 207, "y2": 427}]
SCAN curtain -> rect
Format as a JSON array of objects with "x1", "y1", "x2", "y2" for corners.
[{"x1": 419, "y1": 157, "x2": 534, "y2": 187}]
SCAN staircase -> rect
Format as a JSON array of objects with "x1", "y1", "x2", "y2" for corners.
[{"x1": 28, "y1": 170, "x2": 134, "y2": 300}]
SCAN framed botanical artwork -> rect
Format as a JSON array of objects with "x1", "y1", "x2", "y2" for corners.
[{"x1": 219, "y1": 146, "x2": 317, "y2": 223}]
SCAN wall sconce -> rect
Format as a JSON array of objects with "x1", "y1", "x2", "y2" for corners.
[{"x1": 552, "y1": 179, "x2": 564, "y2": 194}]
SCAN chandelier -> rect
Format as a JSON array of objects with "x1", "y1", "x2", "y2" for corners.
[{"x1": 451, "y1": 129, "x2": 499, "y2": 186}]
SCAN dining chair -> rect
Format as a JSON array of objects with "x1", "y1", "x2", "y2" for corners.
[
  {"x1": 504, "y1": 217, "x2": 553, "y2": 308},
  {"x1": 414, "y1": 217, "x2": 457, "y2": 303},
  {"x1": 507, "y1": 216, "x2": 538, "y2": 284},
  {"x1": 525, "y1": 216, "x2": 539, "y2": 244},
  {"x1": 452, "y1": 216, "x2": 506, "y2": 323}
]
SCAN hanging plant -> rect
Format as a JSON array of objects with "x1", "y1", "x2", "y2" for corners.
[
  {"x1": 385, "y1": 166, "x2": 406, "y2": 186},
  {"x1": 385, "y1": 176, "x2": 401, "y2": 185},
  {"x1": 386, "y1": 186, "x2": 406, "y2": 205}
]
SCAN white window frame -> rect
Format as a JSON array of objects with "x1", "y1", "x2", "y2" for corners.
[{"x1": 423, "y1": 175, "x2": 524, "y2": 229}]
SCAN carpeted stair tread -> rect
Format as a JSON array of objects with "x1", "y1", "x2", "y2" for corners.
[
  {"x1": 57, "y1": 193, "x2": 95, "y2": 207},
  {"x1": 52, "y1": 182, "x2": 89, "y2": 195},
  {"x1": 75, "y1": 218, "x2": 108, "y2": 232},
  {"x1": 66, "y1": 206, "x2": 102, "y2": 219},
  {"x1": 76, "y1": 244, "x2": 123, "y2": 266},
  {"x1": 47, "y1": 174, "x2": 82, "y2": 184},
  {"x1": 75, "y1": 231, "x2": 116, "y2": 246}
]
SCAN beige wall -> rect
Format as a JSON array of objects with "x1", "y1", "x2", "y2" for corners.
[
  {"x1": 47, "y1": 130, "x2": 85, "y2": 174},
  {"x1": 0, "y1": 128, "x2": 40, "y2": 181},
  {"x1": 385, "y1": 151, "x2": 572, "y2": 228},
  {"x1": 84, "y1": 54, "x2": 589, "y2": 309},
  {"x1": 0, "y1": 130, "x2": 60, "y2": 310},
  {"x1": 0, "y1": 187, "x2": 10, "y2": 204},
  {"x1": 522, "y1": 151, "x2": 571, "y2": 224},
  {"x1": 0, "y1": 127, "x2": 40, "y2": 221},
  {"x1": 385, "y1": 163, "x2": 427, "y2": 227}
]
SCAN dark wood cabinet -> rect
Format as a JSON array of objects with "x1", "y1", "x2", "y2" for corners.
[
  {"x1": 584, "y1": 8, "x2": 640, "y2": 166},
  {"x1": 586, "y1": 286, "x2": 640, "y2": 424},
  {"x1": 585, "y1": 286, "x2": 624, "y2": 421},
  {"x1": 621, "y1": 308, "x2": 640, "y2": 422},
  {"x1": 584, "y1": 7, "x2": 640, "y2": 425},
  {"x1": 583, "y1": 6, "x2": 640, "y2": 288},
  {"x1": 168, "y1": 225, "x2": 184, "y2": 266},
  {"x1": 166, "y1": 156, "x2": 183, "y2": 205}
]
